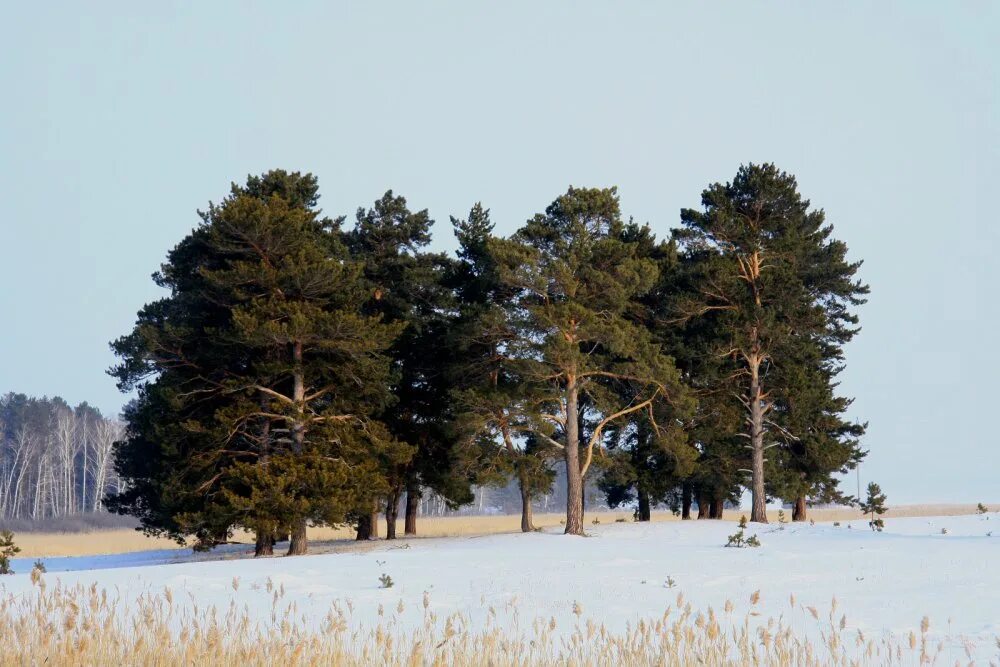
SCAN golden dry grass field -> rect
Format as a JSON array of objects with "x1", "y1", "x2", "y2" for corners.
[{"x1": 9, "y1": 503, "x2": 990, "y2": 559}]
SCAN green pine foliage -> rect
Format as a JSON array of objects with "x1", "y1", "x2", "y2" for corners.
[
  {"x1": 107, "y1": 171, "x2": 404, "y2": 555},
  {"x1": 490, "y1": 187, "x2": 691, "y2": 535},
  {"x1": 105, "y1": 164, "x2": 869, "y2": 547},
  {"x1": 859, "y1": 482, "x2": 888, "y2": 532},
  {"x1": 0, "y1": 530, "x2": 19, "y2": 574},
  {"x1": 673, "y1": 164, "x2": 868, "y2": 523}
]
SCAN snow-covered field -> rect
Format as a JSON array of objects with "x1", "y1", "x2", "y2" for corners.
[{"x1": 4, "y1": 513, "x2": 1000, "y2": 663}]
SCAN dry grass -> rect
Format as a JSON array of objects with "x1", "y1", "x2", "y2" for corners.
[
  {"x1": 0, "y1": 576, "x2": 982, "y2": 665},
  {"x1": 9, "y1": 503, "x2": 993, "y2": 559}
]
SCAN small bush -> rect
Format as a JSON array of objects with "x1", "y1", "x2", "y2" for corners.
[
  {"x1": 977, "y1": 503, "x2": 989, "y2": 515},
  {"x1": 378, "y1": 573, "x2": 394, "y2": 589}
]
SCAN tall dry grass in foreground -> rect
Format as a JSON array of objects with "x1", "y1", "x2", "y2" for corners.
[
  {"x1": 12, "y1": 503, "x2": 994, "y2": 558},
  {"x1": 1, "y1": 575, "x2": 989, "y2": 666}
]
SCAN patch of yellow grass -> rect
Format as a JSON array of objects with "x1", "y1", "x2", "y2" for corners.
[{"x1": 10, "y1": 503, "x2": 991, "y2": 559}]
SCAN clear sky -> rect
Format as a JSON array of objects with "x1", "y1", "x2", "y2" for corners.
[{"x1": 1, "y1": 3, "x2": 997, "y2": 503}]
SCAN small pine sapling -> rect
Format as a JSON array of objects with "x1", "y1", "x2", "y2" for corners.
[
  {"x1": 0, "y1": 530, "x2": 20, "y2": 575},
  {"x1": 859, "y1": 482, "x2": 888, "y2": 532},
  {"x1": 977, "y1": 503, "x2": 989, "y2": 515},
  {"x1": 777, "y1": 509, "x2": 787, "y2": 524},
  {"x1": 726, "y1": 515, "x2": 761, "y2": 548},
  {"x1": 32, "y1": 560, "x2": 46, "y2": 574},
  {"x1": 378, "y1": 573, "x2": 394, "y2": 589}
]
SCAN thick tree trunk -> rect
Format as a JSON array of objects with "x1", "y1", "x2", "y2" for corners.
[
  {"x1": 404, "y1": 484, "x2": 419, "y2": 536},
  {"x1": 792, "y1": 495, "x2": 807, "y2": 522},
  {"x1": 254, "y1": 529, "x2": 274, "y2": 557},
  {"x1": 287, "y1": 520, "x2": 307, "y2": 556},
  {"x1": 385, "y1": 487, "x2": 400, "y2": 540},
  {"x1": 636, "y1": 486, "x2": 651, "y2": 522},
  {"x1": 564, "y1": 378, "x2": 584, "y2": 536},
  {"x1": 518, "y1": 471, "x2": 536, "y2": 532},
  {"x1": 287, "y1": 341, "x2": 309, "y2": 555},
  {"x1": 355, "y1": 514, "x2": 372, "y2": 541},
  {"x1": 370, "y1": 500, "x2": 380, "y2": 539},
  {"x1": 711, "y1": 497, "x2": 724, "y2": 520},
  {"x1": 356, "y1": 499, "x2": 380, "y2": 540},
  {"x1": 748, "y1": 349, "x2": 768, "y2": 524},
  {"x1": 697, "y1": 490, "x2": 710, "y2": 519},
  {"x1": 681, "y1": 483, "x2": 693, "y2": 520}
]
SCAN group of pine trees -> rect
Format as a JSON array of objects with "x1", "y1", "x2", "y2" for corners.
[{"x1": 107, "y1": 164, "x2": 868, "y2": 554}]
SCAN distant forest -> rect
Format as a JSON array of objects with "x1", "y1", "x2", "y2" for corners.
[
  {"x1": 0, "y1": 394, "x2": 123, "y2": 521},
  {"x1": 99, "y1": 164, "x2": 866, "y2": 555}
]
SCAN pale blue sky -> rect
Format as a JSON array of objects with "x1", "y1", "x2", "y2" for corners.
[{"x1": 1, "y1": 3, "x2": 997, "y2": 503}]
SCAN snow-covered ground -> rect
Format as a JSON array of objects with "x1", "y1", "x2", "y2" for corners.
[{"x1": 5, "y1": 513, "x2": 1000, "y2": 661}]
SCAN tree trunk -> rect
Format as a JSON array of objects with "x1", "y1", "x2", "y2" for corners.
[
  {"x1": 385, "y1": 487, "x2": 400, "y2": 540},
  {"x1": 697, "y1": 491, "x2": 710, "y2": 519},
  {"x1": 355, "y1": 514, "x2": 372, "y2": 540},
  {"x1": 404, "y1": 484, "x2": 419, "y2": 536},
  {"x1": 636, "y1": 486, "x2": 651, "y2": 522},
  {"x1": 681, "y1": 483, "x2": 692, "y2": 520},
  {"x1": 287, "y1": 520, "x2": 307, "y2": 556},
  {"x1": 518, "y1": 470, "x2": 536, "y2": 532},
  {"x1": 748, "y1": 348, "x2": 768, "y2": 523},
  {"x1": 356, "y1": 501, "x2": 379, "y2": 541},
  {"x1": 564, "y1": 378, "x2": 584, "y2": 536},
  {"x1": 711, "y1": 497, "x2": 724, "y2": 520},
  {"x1": 370, "y1": 499, "x2": 380, "y2": 539},
  {"x1": 254, "y1": 529, "x2": 274, "y2": 557},
  {"x1": 792, "y1": 495, "x2": 807, "y2": 522},
  {"x1": 287, "y1": 341, "x2": 309, "y2": 555}
]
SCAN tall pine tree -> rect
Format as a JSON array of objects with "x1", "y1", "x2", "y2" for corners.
[
  {"x1": 674, "y1": 164, "x2": 867, "y2": 522},
  {"x1": 493, "y1": 187, "x2": 687, "y2": 535}
]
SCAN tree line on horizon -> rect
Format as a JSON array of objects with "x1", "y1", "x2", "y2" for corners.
[
  {"x1": 106, "y1": 164, "x2": 868, "y2": 555},
  {"x1": 0, "y1": 394, "x2": 123, "y2": 521}
]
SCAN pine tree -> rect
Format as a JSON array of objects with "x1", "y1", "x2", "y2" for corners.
[
  {"x1": 107, "y1": 171, "x2": 403, "y2": 555},
  {"x1": 492, "y1": 187, "x2": 688, "y2": 535},
  {"x1": 345, "y1": 191, "x2": 471, "y2": 539},
  {"x1": 0, "y1": 530, "x2": 19, "y2": 574},
  {"x1": 674, "y1": 164, "x2": 868, "y2": 523},
  {"x1": 767, "y1": 340, "x2": 866, "y2": 521},
  {"x1": 448, "y1": 204, "x2": 556, "y2": 532},
  {"x1": 598, "y1": 224, "x2": 696, "y2": 521},
  {"x1": 859, "y1": 481, "x2": 888, "y2": 531}
]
